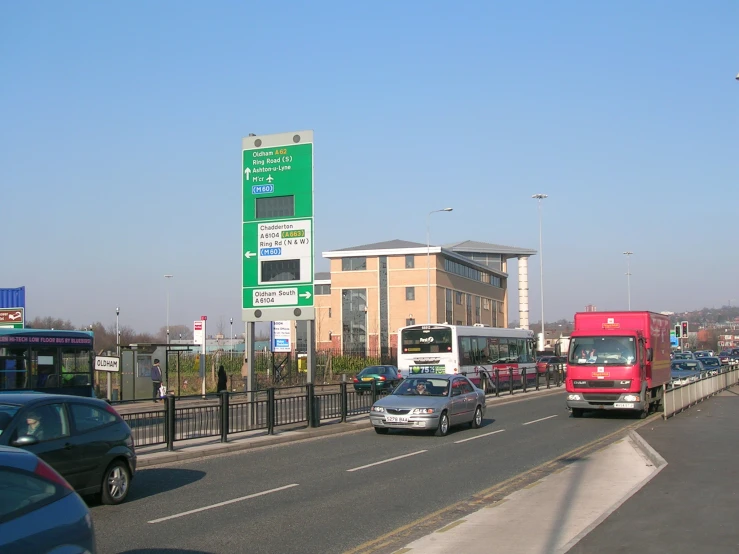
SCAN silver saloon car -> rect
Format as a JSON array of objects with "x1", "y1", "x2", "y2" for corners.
[{"x1": 370, "y1": 375, "x2": 486, "y2": 436}]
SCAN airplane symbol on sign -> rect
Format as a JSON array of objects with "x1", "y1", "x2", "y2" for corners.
[{"x1": 266, "y1": 175, "x2": 274, "y2": 183}]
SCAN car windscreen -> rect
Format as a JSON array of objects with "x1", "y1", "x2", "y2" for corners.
[
  {"x1": 568, "y1": 337, "x2": 636, "y2": 365},
  {"x1": 393, "y1": 377, "x2": 450, "y2": 396},
  {"x1": 0, "y1": 404, "x2": 20, "y2": 437},
  {"x1": 672, "y1": 362, "x2": 701, "y2": 371}
]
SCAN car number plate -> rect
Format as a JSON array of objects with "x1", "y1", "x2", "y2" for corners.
[
  {"x1": 385, "y1": 416, "x2": 409, "y2": 423},
  {"x1": 614, "y1": 402, "x2": 635, "y2": 408},
  {"x1": 362, "y1": 377, "x2": 373, "y2": 381}
]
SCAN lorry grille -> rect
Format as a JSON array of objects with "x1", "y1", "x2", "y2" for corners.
[
  {"x1": 581, "y1": 381, "x2": 615, "y2": 388},
  {"x1": 582, "y1": 393, "x2": 619, "y2": 401}
]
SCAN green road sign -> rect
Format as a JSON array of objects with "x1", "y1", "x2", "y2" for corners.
[{"x1": 242, "y1": 131, "x2": 314, "y2": 321}]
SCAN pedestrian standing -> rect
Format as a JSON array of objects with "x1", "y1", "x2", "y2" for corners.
[
  {"x1": 151, "y1": 359, "x2": 163, "y2": 402},
  {"x1": 217, "y1": 365, "x2": 228, "y2": 392}
]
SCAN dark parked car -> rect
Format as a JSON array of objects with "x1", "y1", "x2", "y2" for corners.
[
  {"x1": 353, "y1": 365, "x2": 402, "y2": 394},
  {"x1": 0, "y1": 445, "x2": 96, "y2": 554},
  {"x1": 0, "y1": 393, "x2": 136, "y2": 505}
]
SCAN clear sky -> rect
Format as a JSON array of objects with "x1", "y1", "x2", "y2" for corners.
[{"x1": 2, "y1": 1, "x2": 737, "y2": 334}]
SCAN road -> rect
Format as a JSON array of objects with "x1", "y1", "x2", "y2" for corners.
[{"x1": 91, "y1": 392, "x2": 639, "y2": 554}]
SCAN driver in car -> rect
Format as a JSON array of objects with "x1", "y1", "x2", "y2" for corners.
[{"x1": 415, "y1": 381, "x2": 431, "y2": 395}]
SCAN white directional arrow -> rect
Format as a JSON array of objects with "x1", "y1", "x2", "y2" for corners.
[
  {"x1": 266, "y1": 175, "x2": 274, "y2": 183},
  {"x1": 244, "y1": 251, "x2": 256, "y2": 259},
  {"x1": 244, "y1": 167, "x2": 251, "y2": 180},
  {"x1": 299, "y1": 291, "x2": 312, "y2": 300}
]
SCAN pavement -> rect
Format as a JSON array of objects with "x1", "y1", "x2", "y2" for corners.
[{"x1": 127, "y1": 383, "x2": 739, "y2": 553}]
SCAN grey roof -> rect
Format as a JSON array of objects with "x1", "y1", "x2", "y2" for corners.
[
  {"x1": 314, "y1": 272, "x2": 331, "y2": 281},
  {"x1": 332, "y1": 239, "x2": 428, "y2": 252},
  {"x1": 443, "y1": 240, "x2": 536, "y2": 256}
]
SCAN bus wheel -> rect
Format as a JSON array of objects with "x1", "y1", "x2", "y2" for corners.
[{"x1": 571, "y1": 408, "x2": 583, "y2": 418}]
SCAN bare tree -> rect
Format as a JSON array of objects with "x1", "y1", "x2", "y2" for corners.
[{"x1": 27, "y1": 316, "x2": 75, "y2": 330}]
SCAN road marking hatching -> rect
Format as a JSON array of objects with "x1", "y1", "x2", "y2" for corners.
[
  {"x1": 147, "y1": 484, "x2": 299, "y2": 524},
  {"x1": 454, "y1": 429, "x2": 506, "y2": 443},
  {"x1": 522, "y1": 415, "x2": 559, "y2": 426},
  {"x1": 346, "y1": 450, "x2": 428, "y2": 472}
]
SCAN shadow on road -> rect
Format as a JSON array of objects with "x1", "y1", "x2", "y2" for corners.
[
  {"x1": 86, "y1": 468, "x2": 206, "y2": 506},
  {"x1": 119, "y1": 550, "x2": 214, "y2": 554}
]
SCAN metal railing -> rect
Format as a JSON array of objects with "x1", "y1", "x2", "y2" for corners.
[
  {"x1": 121, "y1": 381, "x2": 389, "y2": 450},
  {"x1": 663, "y1": 367, "x2": 739, "y2": 419},
  {"x1": 475, "y1": 363, "x2": 565, "y2": 397}
]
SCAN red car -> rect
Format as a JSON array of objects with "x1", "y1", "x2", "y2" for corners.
[{"x1": 535, "y1": 356, "x2": 566, "y2": 374}]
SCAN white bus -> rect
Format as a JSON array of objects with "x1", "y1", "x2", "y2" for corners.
[{"x1": 397, "y1": 324, "x2": 537, "y2": 393}]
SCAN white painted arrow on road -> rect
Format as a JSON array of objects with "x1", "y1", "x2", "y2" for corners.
[
  {"x1": 299, "y1": 292, "x2": 312, "y2": 299},
  {"x1": 244, "y1": 251, "x2": 255, "y2": 259},
  {"x1": 244, "y1": 167, "x2": 251, "y2": 180}
]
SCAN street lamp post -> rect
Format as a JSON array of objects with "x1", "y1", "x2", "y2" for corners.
[
  {"x1": 426, "y1": 208, "x2": 453, "y2": 324},
  {"x1": 116, "y1": 307, "x2": 120, "y2": 357},
  {"x1": 164, "y1": 274, "x2": 174, "y2": 344},
  {"x1": 532, "y1": 194, "x2": 548, "y2": 351},
  {"x1": 230, "y1": 318, "x2": 233, "y2": 359},
  {"x1": 623, "y1": 251, "x2": 633, "y2": 310}
]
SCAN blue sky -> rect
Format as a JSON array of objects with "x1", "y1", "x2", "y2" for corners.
[{"x1": 2, "y1": 1, "x2": 737, "y2": 334}]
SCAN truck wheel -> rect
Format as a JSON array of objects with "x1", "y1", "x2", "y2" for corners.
[{"x1": 571, "y1": 408, "x2": 583, "y2": 418}]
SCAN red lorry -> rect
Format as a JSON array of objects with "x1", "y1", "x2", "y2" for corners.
[{"x1": 565, "y1": 311, "x2": 671, "y2": 418}]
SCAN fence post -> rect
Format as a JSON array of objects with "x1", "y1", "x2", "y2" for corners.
[
  {"x1": 371, "y1": 379, "x2": 378, "y2": 404},
  {"x1": 267, "y1": 387, "x2": 275, "y2": 435},
  {"x1": 508, "y1": 368, "x2": 514, "y2": 395},
  {"x1": 535, "y1": 367, "x2": 540, "y2": 391},
  {"x1": 495, "y1": 369, "x2": 500, "y2": 398},
  {"x1": 165, "y1": 393, "x2": 175, "y2": 452},
  {"x1": 306, "y1": 383, "x2": 316, "y2": 428},
  {"x1": 340, "y1": 382, "x2": 347, "y2": 423},
  {"x1": 522, "y1": 368, "x2": 527, "y2": 393},
  {"x1": 220, "y1": 391, "x2": 229, "y2": 443}
]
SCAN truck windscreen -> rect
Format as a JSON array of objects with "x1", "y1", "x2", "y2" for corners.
[{"x1": 568, "y1": 336, "x2": 636, "y2": 365}]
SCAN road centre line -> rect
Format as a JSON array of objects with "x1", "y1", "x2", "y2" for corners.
[
  {"x1": 148, "y1": 484, "x2": 300, "y2": 524},
  {"x1": 454, "y1": 429, "x2": 506, "y2": 443},
  {"x1": 522, "y1": 414, "x2": 558, "y2": 426},
  {"x1": 347, "y1": 450, "x2": 428, "y2": 472}
]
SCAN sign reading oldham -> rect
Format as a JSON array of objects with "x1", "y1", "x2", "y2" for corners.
[{"x1": 242, "y1": 131, "x2": 314, "y2": 322}]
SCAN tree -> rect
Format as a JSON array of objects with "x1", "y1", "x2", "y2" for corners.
[{"x1": 26, "y1": 316, "x2": 75, "y2": 330}]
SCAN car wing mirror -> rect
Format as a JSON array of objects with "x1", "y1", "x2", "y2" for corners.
[{"x1": 12, "y1": 435, "x2": 39, "y2": 447}]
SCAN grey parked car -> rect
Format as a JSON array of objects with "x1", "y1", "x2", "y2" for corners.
[{"x1": 370, "y1": 374, "x2": 486, "y2": 436}]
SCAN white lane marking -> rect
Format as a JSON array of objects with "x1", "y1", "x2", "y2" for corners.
[
  {"x1": 454, "y1": 429, "x2": 506, "y2": 444},
  {"x1": 346, "y1": 450, "x2": 428, "y2": 472},
  {"x1": 148, "y1": 484, "x2": 299, "y2": 524},
  {"x1": 522, "y1": 414, "x2": 558, "y2": 426}
]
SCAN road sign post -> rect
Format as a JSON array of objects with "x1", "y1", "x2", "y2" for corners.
[{"x1": 242, "y1": 131, "x2": 315, "y2": 322}]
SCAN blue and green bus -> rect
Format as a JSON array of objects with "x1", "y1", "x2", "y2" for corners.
[{"x1": 0, "y1": 328, "x2": 95, "y2": 397}]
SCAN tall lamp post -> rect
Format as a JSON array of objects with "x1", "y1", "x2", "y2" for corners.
[
  {"x1": 427, "y1": 208, "x2": 453, "y2": 323},
  {"x1": 532, "y1": 194, "x2": 548, "y2": 351},
  {"x1": 230, "y1": 317, "x2": 234, "y2": 359},
  {"x1": 115, "y1": 307, "x2": 120, "y2": 357},
  {"x1": 623, "y1": 251, "x2": 633, "y2": 310},
  {"x1": 164, "y1": 274, "x2": 174, "y2": 344}
]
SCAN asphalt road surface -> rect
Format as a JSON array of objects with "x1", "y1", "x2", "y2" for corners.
[{"x1": 91, "y1": 392, "x2": 639, "y2": 554}]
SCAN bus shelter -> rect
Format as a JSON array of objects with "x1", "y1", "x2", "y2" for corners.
[{"x1": 118, "y1": 343, "x2": 199, "y2": 402}]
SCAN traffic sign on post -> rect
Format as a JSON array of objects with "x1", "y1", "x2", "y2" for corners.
[{"x1": 242, "y1": 131, "x2": 315, "y2": 322}]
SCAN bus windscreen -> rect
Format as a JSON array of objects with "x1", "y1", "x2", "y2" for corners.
[{"x1": 401, "y1": 327, "x2": 453, "y2": 354}]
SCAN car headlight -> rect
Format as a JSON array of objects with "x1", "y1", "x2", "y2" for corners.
[
  {"x1": 622, "y1": 394, "x2": 639, "y2": 402},
  {"x1": 411, "y1": 408, "x2": 435, "y2": 414},
  {"x1": 567, "y1": 394, "x2": 581, "y2": 401},
  {"x1": 371, "y1": 406, "x2": 384, "y2": 413}
]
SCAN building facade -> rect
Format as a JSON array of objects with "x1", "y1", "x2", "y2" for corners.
[{"x1": 313, "y1": 239, "x2": 536, "y2": 355}]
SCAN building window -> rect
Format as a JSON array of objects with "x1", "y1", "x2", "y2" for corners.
[
  {"x1": 483, "y1": 298, "x2": 490, "y2": 310},
  {"x1": 406, "y1": 318, "x2": 416, "y2": 326},
  {"x1": 315, "y1": 284, "x2": 331, "y2": 295},
  {"x1": 342, "y1": 257, "x2": 367, "y2": 271},
  {"x1": 406, "y1": 287, "x2": 415, "y2": 301},
  {"x1": 456, "y1": 320, "x2": 463, "y2": 326},
  {"x1": 405, "y1": 255, "x2": 414, "y2": 268},
  {"x1": 445, "y1": 289, "x2": 453, "y2": 325},
  {"x1": 342, "y1": 289, "x2": 367, "y2": 354},
  {"x1": 455, "y1": 292, "x2": 463, "y2": 305},
  {"x1": 444, "y1": 257, "x2": 503, "y2": 287},
  {"x1": 475, "y1": 296, "x2": 481, "y2": 324},
  {"x1": 466, "y1": 294, "x2": 473, "y2": 326},
  {"x1": 328, "y1": 308, "x2": 332, "y2": 318}
]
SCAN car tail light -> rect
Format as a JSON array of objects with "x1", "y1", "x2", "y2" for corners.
[
  {"x1": 353, "y1": 377, "x2": 359, "y2": 383},
  {"x1": 378, "y1": 376, "x2": 386, "y2": 381},
  {"x1": 35, "y1": 458, "x2": 73, "y2": 491}
]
